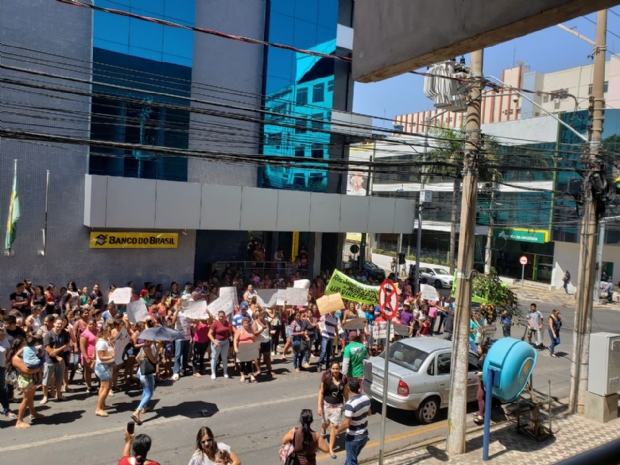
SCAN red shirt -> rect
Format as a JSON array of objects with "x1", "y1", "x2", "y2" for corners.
[
  {"x1": 193, "y1": 322, "x2": 210, "y2": 343},
  {"x1": 210, "y1": 320, "x2": 231, "y2": 341}
]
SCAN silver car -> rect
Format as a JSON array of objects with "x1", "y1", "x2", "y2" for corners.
[
  {"x1": 362, "y1": 338, "x2": 480, "y2": 424},
  {"x1": 419, "y1": 266, "x2": 453, "y2": 289}
]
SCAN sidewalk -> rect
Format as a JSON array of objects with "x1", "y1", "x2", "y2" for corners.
[{"x1": 375, "y1": 406, "x2": 620, "y2": 465}]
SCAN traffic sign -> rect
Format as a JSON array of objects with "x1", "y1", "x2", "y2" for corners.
[
  {"x1": 379, "y1": 280, "x2": 398, "y2": 319},
  {"x1": 519, "y1": 256, "x2": 528, "y2": 266}
]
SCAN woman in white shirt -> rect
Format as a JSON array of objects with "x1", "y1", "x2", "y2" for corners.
[
  {"x1": 188, "y1": 426, "x2": 241, "y2": 465},
  {"x1": 94, "y1": 320, "x2": 115, "y2": 418}
]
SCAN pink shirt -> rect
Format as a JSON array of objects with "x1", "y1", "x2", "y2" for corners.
[
  {"x1": 193, "y1": 322, "x2": 210, "y2": 343},
  {"x1": 428, "y1": 307, "x2": 438, "y2": 318},
  {"x1": 81, "y1": 328, "x2": 98, "y2": 358}
]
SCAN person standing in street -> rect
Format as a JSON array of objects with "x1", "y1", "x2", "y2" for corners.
[
  {"x1": 526, "y1": 303, "x2": 544, "y2": 349},
  {"x1": 341, "y1": 332, "x2": 367, "y2": 381},
  {"x1": 337, "y1": 378, "x2": 371, "y2": 465},
  {"x1": 171, "y1": 299, "x2": 191, "y2": 381},
  {"x1": 131, "y1": 338, "x2": 158, "y2": 425},
  {"x1": 318, "y1": 311, "x2": 337, "y2": 372},
  {"x1": 562, "y1": 270, "x2": 571, "y2": 295},
  {"x1": 548, "y1": 309, "x2": 562, "y2": 358},
  {"x1": 41, "y1": 318, "x2": 69, "y2": 404},
  {"x1": 500, "y1": 304, "x2": 512, "y2": 338}
]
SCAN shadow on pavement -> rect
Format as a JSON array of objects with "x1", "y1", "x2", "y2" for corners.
[
  {"x1": 30, "y1": 409, "x2": 86, "y2": 426},
  {"x1": 150, "y1": 401, "x2": 219, "y2": 421}
]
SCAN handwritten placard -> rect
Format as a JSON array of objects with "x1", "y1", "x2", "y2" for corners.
[
  {"x1": 372, "y1": 321, "x2": 387, "y2": 340},
  {"x1": 220, "y1": 287, "x2": 238, "y2": 305},
  {"x1": 324, "y1": 270, "x2": 379, "y2": 305},
  {"x1": 109, "y1": 287, "x2": 133, "y2": 305},
  {"x1": 182, "y1": 299, "x2": 210, "y2": 319},
  {"x1": 316, "y1": 293, "x2": 345, "y2": 315},
  {"x1": 393, "y1": 324, "x2": 411, "y2": 337},
  {"x1": 207, "y1": 297, "x2": 234, "y2": 316},
  {"x1": 113, "y1": 327, "x2": 131, "y2": 365},
  {"x1": 127, "y1": 300, "x2": 149, "y2": 324},
  {"x1": 420, "y1": 284, "x2": 439, "y2": 302},
  {"x1": 236, "y1": 341, "x2": 260, "y2": 362}
]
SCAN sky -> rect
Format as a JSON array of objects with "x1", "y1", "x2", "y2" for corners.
[{"x1": 352, "y1": 10, "x2": 620, "y2": 129}]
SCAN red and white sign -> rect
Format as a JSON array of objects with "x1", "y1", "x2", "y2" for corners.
[
  {"x1": 379, "y1": 280, "x2": 398, "y2": 320},
  {"x1": 519, "y1": 256, "x2": 528, "y2": 266}
]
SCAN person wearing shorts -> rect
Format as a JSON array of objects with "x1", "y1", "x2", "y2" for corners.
[
  {"x1": 253, "y1": 311, "x2": 275, "y2": 378},
  {"x1": 317, "y1": 362, "x2": 349, "y2": 459},
  {"x1": 94, "y1": 321, "x2": 116, "y2": 417},
  {"x1": 42, "y1": 319, "x2": 69, "y2": 404}
]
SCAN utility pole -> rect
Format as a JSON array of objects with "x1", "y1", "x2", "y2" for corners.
[
  {"x1": 484, "y1": 173, "x2": 497, "y2": 275},
  {"x1": 569, "y1": 9, "x2": 607, "y2": 414},
  {"x1": 446, "y1": 49, "x2": 484, "y2": 455}
]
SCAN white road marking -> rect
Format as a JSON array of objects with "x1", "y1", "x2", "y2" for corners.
[{"x1": 0, "y1": 393, "x2": 316, "y2": 452}]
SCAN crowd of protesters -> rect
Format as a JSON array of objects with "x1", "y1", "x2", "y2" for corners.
[{"x1": 0, "y1": 265, "x2": 457, "y2": 464}]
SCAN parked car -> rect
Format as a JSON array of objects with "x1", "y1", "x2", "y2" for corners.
[
  {"x1": 362, "y1": 338, "x2": 479, "y2": 424},
  {"x1": 419, "y1": 265, "x2": 453, "y2": 289},
  {"x1": 363, "y1": 261, "x2": 386, "y2": 282}
]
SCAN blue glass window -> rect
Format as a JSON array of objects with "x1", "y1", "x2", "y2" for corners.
[{"x1": 261, "y1": 0, "x2": 339, "y2": 192}]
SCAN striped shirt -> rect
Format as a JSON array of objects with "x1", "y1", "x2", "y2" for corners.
[
  {"x1": 232, "y1": 311, "x2": 252, "y2": 329},
  {"x1": 344, "y1": 393, "x2": 371, "y2": 440},
  {"x1": 320, "y1": 314, "x2": 338, "y2": 339}
]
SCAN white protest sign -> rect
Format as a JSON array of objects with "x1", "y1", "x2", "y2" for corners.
[
  {"x1": 420, "y1": 284, "x2": 440, "y2": 302},
  {"x1": 294, "y1": 279, "x2": 311, "y2": 290},
  {"x1": 393, "y1": 324, "x2": 411, "y2": 337},
  {"x1": 182, "y1": 299, "x2": 210, "y2": 320},
  {"x1": 207, "y1": 296, "x2": 234, "y2": 316},
  {"x1": 127, "y1": 300, "x2": 149, "y2": 324},
  {"x1": 236, "y1": 341, "x2": 260, "y2": 362},
  {"x1": 220, "y1": 287, "x2": 238, "y2": 305},
  {"x1": 372, "y1": 321, "x2": 387, "y2": 340},
  {"x1": 257, "y1": 289, "x2": 279, "y2": 308},
  {"x1": 113, "y1": 327, "x2": 131, "y2": 365},
  {"x1": 108, "y1": 287, "x2": 132, "y2": 305},
  {"x1": 285, "y1": 287, "x2": 308, "y2": 307},
  {"x1": 276, "y1": 289, "x2": 286, "y2": 306}
]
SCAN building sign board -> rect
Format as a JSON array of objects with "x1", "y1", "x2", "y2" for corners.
[
  {"x1": 493, "y1": 228, "x2": 548, "y2": 244},
  {"x1": 90, "y1": 232, "x2": 178, "y2": 249}
]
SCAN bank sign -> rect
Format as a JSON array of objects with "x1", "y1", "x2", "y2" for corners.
[
  {"x1": 90, "y1": 232, "x2": 178, "y2": 249},
  {"x1": 493, "y1": 227, "x2": 548, "y2": 244}
]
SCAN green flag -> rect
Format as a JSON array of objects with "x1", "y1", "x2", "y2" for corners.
[{"x1": 5, "y1": 166, "x2": 20, "y2": 250}]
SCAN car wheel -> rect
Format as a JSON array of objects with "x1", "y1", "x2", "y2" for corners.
[
  {"x1": 434, "y1": 279, "x2": 442, "y2": 289},
  {"x1": 416, "y1": 397, "x2": 440, "y2": 424}
]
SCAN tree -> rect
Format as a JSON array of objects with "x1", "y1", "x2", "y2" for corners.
[
  {"x1": 472, "y1": 268, "x2": 522, "y2": 325},
  {"x1": 425, "y1": 127, "x2": 502, "y2": 274}
]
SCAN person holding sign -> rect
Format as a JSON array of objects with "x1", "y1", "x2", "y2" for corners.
[
  {"x1": 208, "y1": 311, "x2": 232, "y2": 380},
  {"x1": 94, "y1": 320, "x2": 115, "y2": 417},
  {"x1": 233, "y1": 317, "x2": 257, "y2": 383}
]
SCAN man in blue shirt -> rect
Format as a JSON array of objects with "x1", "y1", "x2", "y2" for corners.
[{"x1": 232, "y1": 301, "x2": 252, "y2": 329}]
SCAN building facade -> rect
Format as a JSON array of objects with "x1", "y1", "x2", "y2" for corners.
[{"x1": 0, "y1": 0, "x2": 415, "y2": 305}]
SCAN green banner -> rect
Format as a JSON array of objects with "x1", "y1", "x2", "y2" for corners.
[
  {"x1": 493, "y1": 227, "x2": 548, "y2": 244},
  {"x1": 325, "y1": 270, "x2": 379, "y2": 305}
]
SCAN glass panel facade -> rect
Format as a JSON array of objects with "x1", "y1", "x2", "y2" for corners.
[
  {"x1": 89, "y1": 1, "x2": 195, "y2": 181},
  {"x1": 261, "y1": 0, "x2": 339, "y2": 192}
]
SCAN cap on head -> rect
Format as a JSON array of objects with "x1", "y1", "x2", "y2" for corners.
[
  {"x1": 348, "y1": 331, "x2": 358, "y2": 340},
  {"x1": 240, "y1": 302, "x2": 249, "y2": 310}
]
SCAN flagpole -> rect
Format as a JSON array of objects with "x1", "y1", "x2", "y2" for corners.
[{"x1": 5, "y1": 159, "x2": 18, "y2": 256}]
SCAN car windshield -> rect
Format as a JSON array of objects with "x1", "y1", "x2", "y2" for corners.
[
  {"x1": 434, "y1": 269, "x2": 450, "y2": 276},
  {"x1": 379, "y1": 341, "x2": 429, "y2": 372},
  {"x1": 365, "y1": 262, "x2": 378, "y2": 269}
]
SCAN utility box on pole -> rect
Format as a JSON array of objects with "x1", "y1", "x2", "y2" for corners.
[{"x1": 586, "y1": 332, "x2": 620, "y2": 423}]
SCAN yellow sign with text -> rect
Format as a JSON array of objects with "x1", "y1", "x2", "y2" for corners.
[{"x1": 90, "y1": 232, "x2": 178, "y2": 249}]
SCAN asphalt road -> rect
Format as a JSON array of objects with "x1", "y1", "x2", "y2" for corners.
[{"x1": 2, "y1": 299, "x2": 619, "y2": 464}]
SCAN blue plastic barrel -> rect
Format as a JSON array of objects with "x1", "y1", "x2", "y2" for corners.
[{"x1": 482, "y1": 337, "x2": 537, "y2": 402}]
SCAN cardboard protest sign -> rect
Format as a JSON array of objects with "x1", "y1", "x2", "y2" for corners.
[
  {"x1": 342, "y1": 317, "x2": 367, "y2": 330},
  {"x1": 236, "y1": 341, "x2": 260, "y2": 362},
  {"x1": 113, "y1": 327, "x2": 131, "y2": 365},
  {"x1": 108, "y1": 287, "x2": 132, "y2": 305},
  {"x1": 325, "y1": 270, "x2": 379, "y2": 305},
  {"x1": 294, "y1": 279, "x2": 311, "y2": 290},
  {"x1": 285, "y1": 287, "x2": 308, "y2": 306},
  {"x1": 127, "y1": 300, "x2": 149, "y2": 324},
  {"x1": 372, "y1": 321, "x2": 387, "y2": 340},
  {"x1": 316, "y1": 293, "x2": 345, "y2": 315},
  {"x1": 420, "y1": 284, "x2": 440, "y2": 302},
  {"x1": 207, "y1": 296, "x2": 234, "y2": 316},
  {"x1": 393, "y1": 324, "x2": 411, "y2": 337},
  {"x1": 182, "y1": 299, "x2": 210, "y2": 319},
  {"x1": 257, "y1": 289, "x2": 279, "y2": 308}
]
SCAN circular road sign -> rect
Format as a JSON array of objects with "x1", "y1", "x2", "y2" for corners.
[
  {"x1": 350, "y1": 244, "x2": 360, "y2": 254},
  {"x1": 519, "y1": 256, "x2": 528, "y2": 266},
  {"x1": 379, "y1": 280, "x2": 398, "y2": 319}
]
